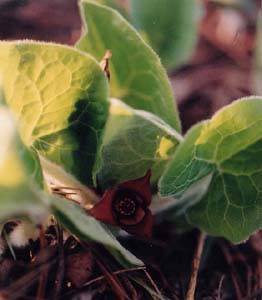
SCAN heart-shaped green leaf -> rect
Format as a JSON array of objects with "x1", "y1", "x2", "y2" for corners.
[
  {"x1": 159, "y1": 122, "x2": 214, "y2": 198},
  {"x1": 0, "y1": 43, "x2": 142, "y2": 266},
  {"x1": 0, "y1": 41, "x2": 109, "y2": 186},
  {"x1": 130, "y1": 0, "x2": 201, "y2": 71},
  {"x1": 77, "y1": 0, "x2": 181, "y2": 132},
  {"x1": 160, "y1": 97, "x2": 262, "y2": 243},
  {"x1": 95, "y1": 98, "x2": 182, "y2": 188}
]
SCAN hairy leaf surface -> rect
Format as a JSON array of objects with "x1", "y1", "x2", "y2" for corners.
[
  {"x1": 160, "y1": 97, "x2": 262, "y2": 242},
  {"x1": 95, "y1": 98, "x2": 182, "y2": 188},
  {"x1": 0, "y1": 41, "x2": 109, "y2": 186},
  {"x1": 77, "y1": 0, "x2": 181, "y2": 131}
]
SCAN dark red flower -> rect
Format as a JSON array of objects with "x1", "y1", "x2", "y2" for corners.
[{"x1": 88, "y1": 170, "x2": 153, "y2": 238}]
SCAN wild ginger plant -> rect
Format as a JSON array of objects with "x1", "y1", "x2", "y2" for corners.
[{"x1": 0, "y1": 0, "x2": 261, "y2": 275}]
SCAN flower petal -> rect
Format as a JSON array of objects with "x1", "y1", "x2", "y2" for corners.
[
  {"x1": 120, "y1": 170, "x2": 152, "y2": 205},
  {"x1": 88, "y1": 188, "x2": 117, "y2": 226},
  {"x1": 117, "y1": 206, "x2": 146, "y2": 226},
  {"x1": 123, "y1": 209, "x2": 153, "y2": 238}
]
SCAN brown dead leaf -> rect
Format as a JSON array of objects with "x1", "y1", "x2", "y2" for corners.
[{"x1": 66, "y1": 250, "x2": 93, "y2": 288}]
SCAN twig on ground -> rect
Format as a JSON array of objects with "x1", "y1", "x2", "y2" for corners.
[
  {"x1": 84, "y1": 266, "x2": 146, "y2": 287},
  {"x1": 233, "y1": 248, "x2": 253, "y2": 297},
  {"x1": 241, "y1": 288, "x2": 262, "y2": 300},
  {"x1": 96, "y1": 258, "x2": 129, "y2": 300},
  {"x1": 217, "y1": 274, "x2": 225, "y2": 300},
  {"x1": 186, "y1": 231, "x2": 206, "y2": 300},
  {"x1": 120, "y1": 275, "x2": 138, "y2": 300},
  {"x1": 257, "y1": 256, "x2": 262, "y2": 290},
  {"x1": 52, "y1": 226, "x2": 65, "y2": 300},
  {"x1": 0, "y1": 259, "x2": 56, "y2": 300},
  {"x1": 220, "y1": 242, "x2": 243, "y2": 300},
  {"x1": 143, "y1": 269, "x2": 162, "y2": 298},
  {"x1": 36, "y1": 225, "x2": 48, "y2": 300},
  {"x1": 62, "y1": 266, "x2": 146, "y2": 298}
]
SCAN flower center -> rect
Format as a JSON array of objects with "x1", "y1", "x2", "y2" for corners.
[
  {"x1": 113, "y1": 189, "x2": 141, "y2": 219},
  {"x1": 116, "y1": 197, "x2": 137, "y2": 216}
]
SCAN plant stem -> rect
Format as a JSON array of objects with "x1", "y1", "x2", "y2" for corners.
[{"x1": 186, "y1": 231, "x2": 206, "y2": 300}]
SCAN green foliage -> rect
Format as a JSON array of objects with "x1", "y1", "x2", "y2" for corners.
[
  {"x1": 0, "y1": 0, "x2": 261, "y2": 253},
  {"x1": 92, "y1": 0, "x2": 201, "y2": 71},
  {"x1": 0, "y1": 107, "x2": 142, "y2": 267},
  {"x1": 0, "y1": 108, "x2": 49, "y2": 225},
  {"x1": 95, "y1": 98, "x2": 182, "y2": 188},
  {"x1": 77, "y1": 0, "x2": 181, "y2": 132},
  {"x1": 159, "y1": 123, "x2": 214, "y2": 198},
  {"x1": 0, "y1": 41, "x2": 109, "y2": 186},
  {"x1": 160, "y1": 97, "x2": 262, "y2": 242},
  {"x1": 93, "y1": 0, "x2": 129, "y2": 19},
  {"x1": 130, "y1": 0, "x2": 201, "y2": 70}
]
